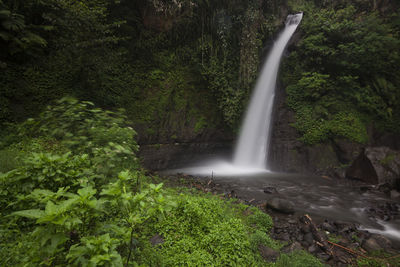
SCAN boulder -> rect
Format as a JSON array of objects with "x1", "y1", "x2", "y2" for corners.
[
  {"x1": 362, "y1": 235, "x2": 392, "y2": 252},
  {"x1": 346, "y1": 147, "x2": 400, "y2": 187},
  {"x1": 267, "y1": 197, "x2": 295, "y2": 214},
  {"x1": 390, "y1": 190, "x2": 400, "y2": 200},
  {"x1": 345, "y1": 152, "x2": 378, "y2": 184},
  {"x1": 259, "y1": 245, "x2": 279, "y2": 261},
  {"x1": 282, "y1": 241, "x2": 303, "y2": 253}
]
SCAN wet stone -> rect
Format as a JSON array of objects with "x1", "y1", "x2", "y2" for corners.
[
  {"x1": 308, "y1": 245, "x2": 317, "y2": 253},
  {"x1": 267, "y1": 198, "x2": 295, "y2": 214},
  {"x1": 317, "y1": 253, "x2": 331, "y2": 261},
  {"x1": 259, "y1": 245, "x2": 279, "y2": 261},
  {"x1": 263, "y1": 186, "x2": 278, "y2": 194},
  {"x1": 304, "y1": 232, "x2": 314, "y2": 245},
  {"x1": 321, "y1": 222, "x2": 336, "y2": 233},
  {"x1": 282, "y1": 242, "x2": 303, "y2": 253}
]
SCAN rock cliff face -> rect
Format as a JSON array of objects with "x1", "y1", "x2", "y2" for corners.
[
  {"x1": 139, "y1": 142, "x2": 232, "y2": 170},
  {"x1": 269, "y1": 83, "x2": 400, "y2": 189}
]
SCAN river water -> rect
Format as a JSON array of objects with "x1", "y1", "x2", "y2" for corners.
[{"x1": 163, "y1": 167, "x2": 400, "y2": 243}]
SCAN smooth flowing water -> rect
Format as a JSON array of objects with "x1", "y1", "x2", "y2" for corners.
[
  {"x1": 177, "y1": 13, "x2": 303, "y2": 176},
  {"x1": 233, "y1": 13, "x2": 303, "y2": 169}
]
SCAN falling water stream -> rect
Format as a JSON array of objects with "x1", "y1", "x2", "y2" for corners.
[{"x1": 233, "y1": 13, "x2": 303, "y2": 169}]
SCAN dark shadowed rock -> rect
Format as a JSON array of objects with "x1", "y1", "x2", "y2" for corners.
[
  {"x1": 259, "y1": 245, "x2": 279, "y2": 261},
  {"x1": 365, "y1": 147, "x2": 400, "y2": 186},
  {"x1": 362, "y1": 235, "x2": 392, "y2": 252},
  {"x1": 332, "y1": 139, "x2": 363, "y2": 164},
  {"x1": 345, "y1": 151, "x2": 379, "y2": 184},
  {"x1": 346, "y1": 147, "x2": 400, "y2": 187},
  {"x1": 263, "y1": 186, "x2": 278, "y2": 194},
  {"x1": 362, "y1": 237, "x2": 382, "y2": 252},
  {"x1": 303, "y1": 232, "x2": 314, "y2": 246},
  {"x1": 391, "y1": 190, "x2": 400, "y2": 200},
  {"x1": 267, "y1": 198, "x2": 295, "y2": 214},
  {"x1": 282, "y1": 241, "x2": 303, "y2": 253}
]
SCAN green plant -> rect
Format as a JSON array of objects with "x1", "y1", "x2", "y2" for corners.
[
  {"x1": 275, "y1": 250, "x2": 323, "y2": 267},
  {"x1": 283, "y1": 1, "x2": 400, "y2": 144},
  {"x1": 247, "y1": 209, "x2": 274, "y2": 233},
  {"x1": 0, "y1": 148, "x2": 21, "y2": 173},
  {"x1": 250, "y1": 230, "x2": 282, "y2": 251}
]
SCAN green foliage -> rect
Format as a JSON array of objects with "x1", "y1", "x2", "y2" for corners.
[
  {"x1": 0, "y1": 148, "x2": 21, "y2": 173},
  {"x1": 155, "y1": 193, "x2": 265, "y2": 266},
  {"x1": 67, "y1": 234, "x2": 123, "y2": 267},
  {"x1": 275, "y1": 250, "x2": 323, "y2": 267},
  {"x1": 2, "y1": 96, "x2": 325, "y2": 266},
  {"x1": 250, "y1": 230, "x2": 283, "y2": 251},
  {"x1": 283, "y1": 1, "x2": 400, "y2": 144},
  {"x1": 247, "y1": 208, "x2": 274, "y2": 233}
]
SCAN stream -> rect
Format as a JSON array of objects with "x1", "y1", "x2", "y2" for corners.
[{"x1": 162, "y1": 165, "x2": 400, "y2": 244}]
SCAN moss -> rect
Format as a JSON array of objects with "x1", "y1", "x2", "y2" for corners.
[
  {"x1": 194, "y1": 116, "x2": 207, "y2": 134},
  {"x1": 380, "y1": 154, "x2": 396, "y2": 166}
]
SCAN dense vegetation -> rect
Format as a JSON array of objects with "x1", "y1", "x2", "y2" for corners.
[
  {"x1": 0, "y1": 0, "x2": 284, "y2": 143},
  {"x1": 282, "y1": 0, "x2": 400, "y2": 144},
  {"x1": 1, "y1": 0, "x2": 399, "y2": 145},
  {"x1": 0, "y1": 98, "x2": 323, "y2": 266}
]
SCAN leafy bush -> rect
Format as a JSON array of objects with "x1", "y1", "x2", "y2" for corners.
[
  {"x1": 247, "y1": 208, "x2": 274, "y2": 233},
  {"x1": 155, "y1": 194, "x2": 264, "y2": 266},
  {"x1": 0, "y1": 148, "x2": 21, "y2": 173}
]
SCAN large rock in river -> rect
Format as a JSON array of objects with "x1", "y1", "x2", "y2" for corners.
[{"x1": 346, "y1": 147, "x2": 400, "y2": 188}]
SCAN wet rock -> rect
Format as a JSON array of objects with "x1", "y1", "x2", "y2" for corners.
[
  {"x1": 317, "y1": 252, "x2": 331, "y2": 261},
  {"x1": 332, "y1": 139, "x2": 363, "y2": 164},
  {"x1": 280, "y1": 233, "x2": 291, "y2": 241},
  {"x1": 321, "y1": 221, "x2": 336, "y2": 234},
  {"x1": 282, "y1": 241, "x2": 303, "y2": 253},
  {"x1": 150, "y1": 234, "x2": 164, "y2": 246},
  {"x1": 362, "y1": 237, "x2": 381, "y2": 252},
  {"x1": 391, "y1": 190, "x2": 400, "y2": 200},
  {"x1": 303, "y1": 232, "x2": 314, "y2": 246},
  {"x1": 263, "y1": 186, "x2": 278, "y2": 194},
  {"x1": 346, "y1": 147, "x2": 400, "y2": 187},
  {"x1": 345, "y1": 152, "x2": 379, "y2": 184},
  {"x1": 267, "y1": 198, "x2": 295, "y2": 214},
  {"x1": 308, "y1": 244, "x2": 317, "y2": 253},
  {"x1": 373, "y1": 235, "x2": 392, "y2": 250},
  {"x1": 362, "y1": 235, "x2": 392, "y2": 252},
  {"x1": 259, "y1": 245, "x2": 279, "y2": 261}
]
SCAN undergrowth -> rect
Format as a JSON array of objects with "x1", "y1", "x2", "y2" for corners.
[{"x1": 0, "y1": 97, "x2": 322, "y2": 266}]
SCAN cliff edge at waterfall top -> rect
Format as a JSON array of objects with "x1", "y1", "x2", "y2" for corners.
[{"x1": 171, "y1": 13, "x2": 303, "y2": 177}]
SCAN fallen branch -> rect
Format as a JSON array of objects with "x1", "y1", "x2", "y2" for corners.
[{"x1": 327, "y1": 240, "x2": 400, "y2": 262}]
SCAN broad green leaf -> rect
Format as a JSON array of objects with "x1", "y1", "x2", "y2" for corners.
[{"x1": 12, "y1": 209, "x2": 45, "y2": 219}]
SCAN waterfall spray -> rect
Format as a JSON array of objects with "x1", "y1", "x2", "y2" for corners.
[{"x1": 233, "y1": 12, "x2": 303, "y2": 169}]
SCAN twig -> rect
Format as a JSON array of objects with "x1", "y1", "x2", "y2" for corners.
[
  {"x1": 125, "y1": 228, "x2": 134, "y2": 267},
  {"x1": 327, "y1": 240, "x2": 400, "y2": 262}
]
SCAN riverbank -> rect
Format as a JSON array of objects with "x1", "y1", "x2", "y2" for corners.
[{"x1": 155, "y1": 172, "x2": 400, "y2": 266}]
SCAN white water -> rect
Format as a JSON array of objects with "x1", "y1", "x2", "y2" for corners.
[{"x1": 233, "y1": 13, "x2": 303, "y2": 169}]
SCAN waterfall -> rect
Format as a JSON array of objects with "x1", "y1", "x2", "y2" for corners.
[{"x1": 233, "y1": 13, "x2": 303, "y2": 169}]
